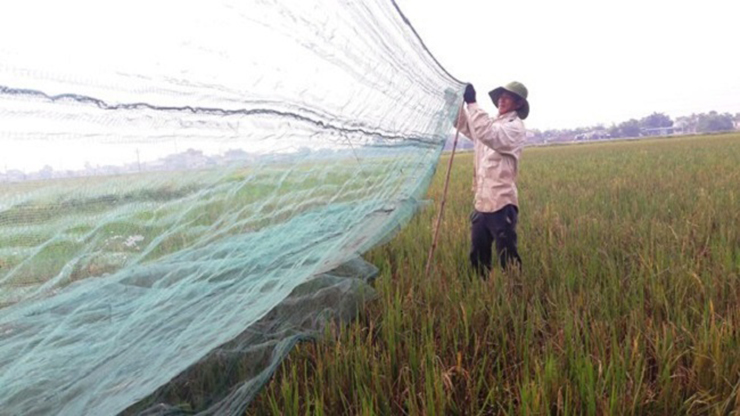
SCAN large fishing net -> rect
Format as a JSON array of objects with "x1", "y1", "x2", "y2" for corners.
[{"x1": 0, "y1": 0, "x2": 462, "y2": 414}]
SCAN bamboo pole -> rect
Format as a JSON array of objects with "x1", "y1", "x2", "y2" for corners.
[{"x1": 425, "y1": 100, "x2": 465, "y2": 276}]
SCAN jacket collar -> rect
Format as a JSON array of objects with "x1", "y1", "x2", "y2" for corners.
[{"x1": 495, "y1": 110, "x2": 519, "y2": 121}]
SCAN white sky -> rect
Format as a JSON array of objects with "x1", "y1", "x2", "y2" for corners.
[
  {"x1": 2, "y1": 0, "x2": 738, "y2": 173},
  {"x1": 396, "y1": 0, "x2": 740, "y2": 130}
]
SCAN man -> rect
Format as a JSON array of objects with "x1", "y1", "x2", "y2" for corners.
[{"x1": 454, "y1": 81, "x2": 529, "y2": 277}]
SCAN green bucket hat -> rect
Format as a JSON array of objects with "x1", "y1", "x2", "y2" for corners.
[{"x1": 488, "y1": 81, "x2": 530, "y2": 120}]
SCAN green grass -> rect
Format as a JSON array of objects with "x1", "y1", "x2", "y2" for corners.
[
  {"x1": 0, "y1": 159, "x2": 402, "y2": 306},
  {"x1": 247, "y1": 133, "x2": 740, "y2": 415}
]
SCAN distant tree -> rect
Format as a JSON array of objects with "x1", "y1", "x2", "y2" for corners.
[
  {"x1": 607, "y1": 124, "x2": 621, "y2": 138},
  {"x1": 696, "y1": 112, "x2": 734, "y2": 133},
  {"x1": 640, "y1": 112, "x2": 673, "y2": 129},
  {"x1": 526, "y1": 129, "x2": 545, "y2": 143},
  {"x1": 39, "y1": 165, "x2": 54, "y2": 180},
  {"x1": 618, "y1": 119, "x2": 641, "y2": 137}
]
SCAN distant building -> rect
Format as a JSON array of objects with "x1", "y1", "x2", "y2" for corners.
[
  {"x1": 545, "y1": 134, "x2": 576, "y2": 144},
  {"x1": 673, "y1": 119, "x2": 695, "y2": 135},
  {"x1": 161, "y1": 148, "x2": 213, "y2": 170},
  {"x1": 223, "y1": 149, "x2": 254, "y2": 163},
  {"x1": 640, "y1": 126, "x2": 684, "y2": 137},
  {"x1": 574, "y1": 130, "x2": 610, "y2": 141}
]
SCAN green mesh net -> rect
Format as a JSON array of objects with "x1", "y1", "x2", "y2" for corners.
[{"x1": 0, "y1": 0, "x2": 462, "y2": 414}]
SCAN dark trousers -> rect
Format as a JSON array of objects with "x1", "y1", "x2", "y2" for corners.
[{"x1": 470, "y1": 204, "x2": 522, "y2": 277}]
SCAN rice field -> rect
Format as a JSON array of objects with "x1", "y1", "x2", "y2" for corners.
[
  {"x1": 0, "y1": 159, "x2": 404, "y2": 308},
  {"x1": 247, "y1": 133, "x2": 740, "y2": 415}
]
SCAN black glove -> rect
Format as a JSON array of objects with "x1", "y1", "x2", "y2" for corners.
[{"x1": 464, "y1": 84, "x2": 476, "y2": 104}]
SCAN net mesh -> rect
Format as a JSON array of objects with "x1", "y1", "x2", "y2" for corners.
[{"x1": 0, "y1": 0, "x2": 462, "y2": 414}]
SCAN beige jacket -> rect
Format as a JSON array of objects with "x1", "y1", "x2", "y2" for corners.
[{"x1": 455, "y1": 103, "x2": 526, "y2": 213}]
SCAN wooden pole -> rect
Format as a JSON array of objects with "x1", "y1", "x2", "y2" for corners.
[{"x1": 425, "y1": 100, "x2": 464, "y2": 276}]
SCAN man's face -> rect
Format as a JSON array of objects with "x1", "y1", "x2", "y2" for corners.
[{"x1": 498, "y1": 91, "x2": 522, "y2": 115}]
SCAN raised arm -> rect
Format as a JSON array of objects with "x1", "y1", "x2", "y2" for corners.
[{"x1": 457, "y1": 103, "x2": 525, "y2": 155}]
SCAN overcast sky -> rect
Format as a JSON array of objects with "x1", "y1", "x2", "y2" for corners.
[{"x1": 396, "y1": 0, "x2": 740, "y2": 130}]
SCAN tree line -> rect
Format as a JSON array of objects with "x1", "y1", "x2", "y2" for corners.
[{"x1": 529, "y1": 111, "x2": 739, "y2": 143}]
